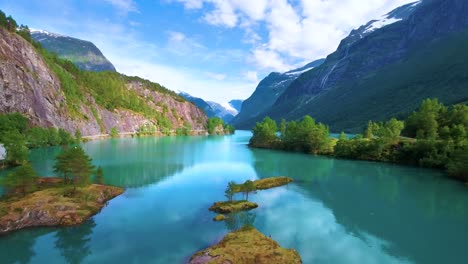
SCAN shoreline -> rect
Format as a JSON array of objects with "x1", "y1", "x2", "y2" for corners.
[{"x1": 0, "y1": 183, "x2": 124, "y2": 235}]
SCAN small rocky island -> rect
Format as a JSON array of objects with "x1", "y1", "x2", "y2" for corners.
[
  {"x1": 189, "y1": 226, "x2": 302, "y2": 264},
  {"x1": 199, "y1": 176, "x2": 301, "y2": 263},
  {"x1": 0, "y1": 146, "x2": 124, "y2": 235},
  {"x1": 209, "y1": 201, "x2": 258, "y2": 214},
  {"x1": 0, "y1": 183, "x2": 123, "y2": 234},
  {"x1": 209, "y1": 176, "x2": 294, "y2": 221}
]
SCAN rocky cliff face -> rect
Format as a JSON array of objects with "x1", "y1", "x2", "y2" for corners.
[{"x1": 0, "y1": 28, "x2": 207, "y2": 136}]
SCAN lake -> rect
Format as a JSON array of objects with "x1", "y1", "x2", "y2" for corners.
[{"x1": 1, "y1": 131, "x2": 467, "y2": 264}]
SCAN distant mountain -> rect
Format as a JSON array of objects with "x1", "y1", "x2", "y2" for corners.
[
  {"x1": 179, "y1": 92, "x2": 217, "y2": 117},
  {"x1": 228, "y1": 100, "x2": 244, "y2": 113},
  {"x1": 179, "y1": 92, "x2": 241, "y2": 123},
  {"x1": 242, "y1": 0, "x2": 468, "y2": 132},
  {"x1": 207, "y1": 101, "x2": 237, "y2": 123},
  {"x1": 31, "y1": 29, "x2": 116, "y2": 72},
  {"x1": 231, "y1": 59, "x2": 325, "y2": 128}
]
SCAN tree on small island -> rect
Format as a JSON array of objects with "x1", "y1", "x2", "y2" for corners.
[
  {"x1": 225, "y1": 181, "x2": 236, "y2": 202},
  {"x1": 1, "y1": 162, "x2": 38, "y2": 196},
  {"x1": 241, "y1": 180, "x2": 256, "y2": 201},
  {"x1": 54, "y1": 146, "x2": 95, "y2": 194}
]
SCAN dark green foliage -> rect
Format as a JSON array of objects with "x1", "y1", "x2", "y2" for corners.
[
  {"x1": 250, "y1": 116, "x2": 332, "y2": 154},
  {"x1": 95, "y1": 166, "x2": 104, "y2": 184},
  {"x1": 0, "y1": 11, "x2": 18, "y2": 32},
  {"x1": 250, "y1": 117, "x2": 279, "y2": 148},
  {"x1": 207, "y1": 117, "x2": 224, "y2": 135},
  {"x1": 240, "y1": 180, "x2": 256, "y2": 201},
  {"x1": 74, "y1": 130, "x2": 82, "y2": 143},
  {"x1": 1, "y1": 130, "x2": 29, "y2": 166},
  {"x1": 53, "y1": 146, "x2": 95, "y2": 190},
  {"x1": 251, "y1": 99, "x2": 468, "y2": 182},
  {"x1": 447, "y1": 149, "x2": 468, "y2": 181},
  {"x1": 224, "y1": 124, "x2": 235, "y2": 135},
  {"x1": 1, "y1": 162, "x2": 38, "y2": 196}
]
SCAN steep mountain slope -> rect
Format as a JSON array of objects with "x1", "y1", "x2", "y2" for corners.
[
  {"x1": 179, "y1": 92, "x2": 217, "y2": 117},
  {"x1": 228, "y1": 99, "x2": 243, "y2": 113},
  {"x1": 179, "y1": 92, "x2": 243, "y2": 123},
  {"x1": 207, "y1": 101, "x2": 237, "y2": 123},
  {"x1": 263, "y1": 0, "x2": 468, "y2": 132},
  {"x1": 0, "y1": 27, "x2": 207, "y2": 136},
  {"x1": 31, "y1": 29, "x2": 116, "y2": 72},
  {"x1": 231, "y1": 59, "x2": 324, "y2": 128}
]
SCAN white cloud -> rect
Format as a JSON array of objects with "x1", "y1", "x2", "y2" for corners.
[
  {"x1": 244, "y1": 71, "x2": 258, "y2": 83},
  {"x1": 102, "y1": 0, "x2": 138, "y2": 13},
  {"x1": 166, "y1": 31, "x2": 206, "y2": 55},
  {"x1": 205, "y1": 72, "x2": 227, "y2": 81},
  {"x1": 174, "y1": 0, "x2": 416, "y2": 71}
]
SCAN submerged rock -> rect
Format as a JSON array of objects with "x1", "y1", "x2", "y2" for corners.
[
  {"x1": 213, "y1": 214, "x2": 227, "y2": 221},
  {"x1": 189, "y1": 226, "x2": 302, "y2": 264},
  {"x1": 0, "y1": 184, "x2": 123, "y2": 234},
  {"x1": 209, "y1": 201, "x2": 258, "y2": 214}
]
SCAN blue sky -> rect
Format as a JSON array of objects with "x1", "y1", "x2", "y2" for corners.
[{"x1": 0, "y1": 0, "x2": 415, "y2": 103}]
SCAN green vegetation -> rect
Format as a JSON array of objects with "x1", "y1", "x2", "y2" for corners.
[
  {"x1": 0, "y1": 12, "x2": 186, "y2": 132},
  {"x1": 250, "y1": 99, "x2": 468, "y2": 182},
  {"x1": 95, "y1": 166, "x2": 105, "y2": 185},
  {"x1": 0, "y1": 184, "x2": 123, "y2": 234},
  {"x1": 110, "y1": 127, "x2": 119, "y2": 138},
  {"x1": 0, "y1": 113, "x2": 76, "y2": 167},
  {"x1": 1, "y1": 163, "x2": 38, "y2": 197},
  {"x1": 224, "y1": 181, "x2": 236, "y2": 202},
  {"x1": 213, "y1": 214, "x2": 227, "y2": 221},
  {"x1": 252, "y1": 177, "x2": 293, "y2": 190},
  {"x1": 209, "y1": 200, "x2": 259, "y2": 214},
  {"x1": 189, "y1": 226, "x2": 302, "y2": 264},
  {"x1": 265, "y1": 28, "x2": 468, "y2": 133},
  {"x1": 207, "y1": 117, "x2": 235, "y2": 135},
  {"x1": 53, "y1": 146, "x2": 95, "y2": 193}
]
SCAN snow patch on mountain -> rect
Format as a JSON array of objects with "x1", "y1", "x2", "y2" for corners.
[
  {"x1": 29, "y1": 28, "x2": 64, "y2": 38},
  {"x1": 219, "y1": 102, "x2": 238, "y2": 116},
  {"x1": 363, "y1": 17, "x2": 403, "y2": 33},
  {"x1": 363, "y1": 1, "x2": 421, "y2": 34},
  {"x1": 285, "y1": 66, "x2": 315, "y2": 76}
]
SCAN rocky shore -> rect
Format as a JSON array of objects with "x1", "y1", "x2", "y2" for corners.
[
  {"x1": 0, "y1": 184, "x2": 123, "y2": 234},
  {"x1": 189, "y1": 226, "x2": 302, "y2": 264}
]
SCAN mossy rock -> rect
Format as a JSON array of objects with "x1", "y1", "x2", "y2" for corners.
[
  {"x1": 189, "y1": 226, "x2": 302, "y2": 264},
  {"x1": 232, "y1": 177, "x2": 294, "y2": 193},
  {"x1": 213, "y1": 214, "x2": 227, "y2": 221},
  {"x1": 253, "y1": 176, "x2": 293, "y2": 190},
  {"x1": 209, "y1": 200, "x2": 258, "y2": 214},
  {"x1": 0, "y1": 184, "x2": 124, "y2": 234}
]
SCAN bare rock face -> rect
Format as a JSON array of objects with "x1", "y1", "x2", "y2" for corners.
[{"x1": 0, "y1": 28, "x2": 207, "y2": 136}]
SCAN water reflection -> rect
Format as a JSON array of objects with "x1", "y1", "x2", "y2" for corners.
[
  {"x1": 224, "y1": 211, "x2": 257, "y2": 231},
  {"x1": 0, "y1": 132, "x2": 467, "y2": 264},
  {"x1": 54, "y1": 220, "x2": 95, "y2": 264}
]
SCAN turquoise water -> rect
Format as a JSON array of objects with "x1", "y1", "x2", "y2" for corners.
[{"x1": 1, "y1": 131, "x2": 468, "y2": 264}]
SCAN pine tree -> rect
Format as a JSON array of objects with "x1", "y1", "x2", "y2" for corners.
[
  {"x1": 1, "y1": 162, "x2": 38, "y2": 196},
  {"x1": 54, "y1": 146, "x2": 95, "y2": 193},
  {"x1": 95, "y1": 166, "x2": 104, "y2": 184},
  {"x1": 224, "y1": 181, "x2": 236, "y2": 202}
]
